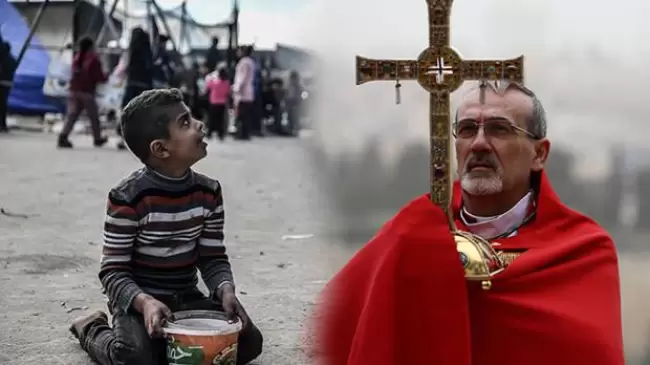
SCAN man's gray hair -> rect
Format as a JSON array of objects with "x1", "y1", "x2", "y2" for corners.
[{"x1": 457, "y1": 81, "x2": 547, "y2": 139}]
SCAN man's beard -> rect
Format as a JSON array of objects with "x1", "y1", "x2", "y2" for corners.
[
  {"x1": 461, "y1": 173, "x2": 503, "y2": 196},
  {"x1": 460, "y1": 154, "x2": 504, "y2": 196}
]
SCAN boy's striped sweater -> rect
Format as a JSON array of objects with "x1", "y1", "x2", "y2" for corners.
[{"x1": 99, "y1": 166, "x2": 233, "y2": 312}]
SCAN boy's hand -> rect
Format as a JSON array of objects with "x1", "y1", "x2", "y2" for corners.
[
  {"x1": 134, "y1": 294, "x2": 173, "y2": 338},
  {"x1": 219, "y1": 284, "x2": 249, "y2": 328}
]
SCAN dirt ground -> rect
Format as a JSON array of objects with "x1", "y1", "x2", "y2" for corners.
[{"x1": 0, "y1": 131, "x2": 352, "y2": 365}]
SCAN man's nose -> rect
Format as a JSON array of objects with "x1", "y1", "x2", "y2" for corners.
[{"x1": 469, "y1": 127, "x2": 491, "y2": 151}]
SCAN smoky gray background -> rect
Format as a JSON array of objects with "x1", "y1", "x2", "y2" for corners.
[{"x1": 293, "y1": 0, "x2": 650, "y2": 362}]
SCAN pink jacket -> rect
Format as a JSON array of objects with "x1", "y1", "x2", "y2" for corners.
[{"x1": 206, "y1": 78, "x2": 231, "y2": 105}]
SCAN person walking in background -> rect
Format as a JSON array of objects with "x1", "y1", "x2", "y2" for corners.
[
  {"x1": 152, "y1": 34, "x2": 174, "y2": 89},
  {"x1": 182, "y1": 61, "x2": 203, "y2": 121},
  {"x1": 205, "y1": 36, "x2": 221, "y2": 72},
  {"x1": 232, "y1": 45, "x2": 255, "y2": 141},
  {"x1": 284, "y1": 71, "x2": 304, "y2": 136},
  {"x1": 113, "y1": 27, "x2": 153, "y2": 150},
  {"x1": 0, "y1": 41, "x2": 17, "y2": 133},
  {"x1": 57, "y1": 36, "x2": 108, "y2": 148},
  {"x1": 251, "y1": 56, "x2": 264, "y2": 136},
  {"x1": 205, "y1": 68, "x2": 231, "y2": 141},
  {"x1": 264, "y1": 78, "x2": 284, "y2": 135},
  {"x1": 196, "y1": 62, "x2": 211, "y2": 122}
]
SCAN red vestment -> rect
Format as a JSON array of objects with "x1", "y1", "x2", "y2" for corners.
[{"x1": 312, "y1": 172, "x2": 624, "y2": 365}]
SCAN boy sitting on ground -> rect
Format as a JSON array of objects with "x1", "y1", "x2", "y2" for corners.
[{"x1": 69, "y1": 88, "x2": 263, "y2": 365}]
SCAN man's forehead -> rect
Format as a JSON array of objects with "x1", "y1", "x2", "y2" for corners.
[{"x1": 456, "y1": 88, "x2": 532, "y2": 119}]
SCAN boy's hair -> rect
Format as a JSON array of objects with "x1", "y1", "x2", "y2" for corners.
[{"x1": 121, "y1": 88, "x2": 184, "y2": 163}]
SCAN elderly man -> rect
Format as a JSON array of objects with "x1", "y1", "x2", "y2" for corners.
[{"x1": 313, "y1": 82, "x2": 624, "y2": 365}]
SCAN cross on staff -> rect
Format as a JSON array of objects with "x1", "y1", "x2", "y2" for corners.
[
  {"x1": 355, "y1": 0, "x2": 524, "y2": 231},
  {"x1": 425, "y1": 57, "x2": 454, "y2": 83}
]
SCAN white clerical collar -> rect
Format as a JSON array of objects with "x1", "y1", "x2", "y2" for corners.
[{"x1": 460, "y1": 191, "x2": 533, "y2": 240}]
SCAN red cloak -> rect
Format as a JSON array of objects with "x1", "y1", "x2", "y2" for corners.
[{"x1": 312, "y1": 172, "x2": 624, "y2": 365}]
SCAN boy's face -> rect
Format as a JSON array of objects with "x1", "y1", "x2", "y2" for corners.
[{"x1": 151, "y1": 102, "x2": 207, "y2": 168}]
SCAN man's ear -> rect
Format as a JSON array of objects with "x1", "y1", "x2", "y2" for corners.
[
  {"x1": 150, "y1": 139, "x2": 170, "y2": 159},
  {"x1": 531, "y1": 139, "x2": 550, "y2": 172}
]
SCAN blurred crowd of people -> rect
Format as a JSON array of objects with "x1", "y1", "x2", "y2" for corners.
[{"x1": 56, "y1": 30, "x2": 308, "y2": 149}]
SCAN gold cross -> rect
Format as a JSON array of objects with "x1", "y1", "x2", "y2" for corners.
[{"x1": 355, "y1": 0, "x2": 524, "y2": 231}]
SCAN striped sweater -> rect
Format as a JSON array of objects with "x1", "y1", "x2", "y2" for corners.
[{"x1": 99, "y1": 167, "x2": 233, "y2": 312}]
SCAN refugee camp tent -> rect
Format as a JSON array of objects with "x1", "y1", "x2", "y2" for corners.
[{"x1": 0, "y1": 0, "x2": 64, "y2": 114}]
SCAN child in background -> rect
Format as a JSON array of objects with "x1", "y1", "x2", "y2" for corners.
[{"x1": 205, "y1": 68, "x2": 231, "y2": 141}]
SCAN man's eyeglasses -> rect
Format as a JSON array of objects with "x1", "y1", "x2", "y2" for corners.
[{"x1": 452, "y1": 118, "x2": 538, "y2": 139}]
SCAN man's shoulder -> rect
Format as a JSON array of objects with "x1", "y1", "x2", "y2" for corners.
[
  {"x1": 107, "y1": 167, "x2": 150, "y2": 204},
  {"x1": 533, "y1": 196, "x2": 616, "y2": 255},
  {"x1": 543, "y1": 190, "x2": 604, "y2": 231},
  {"x1": 373, "y1": 194, "x2": 446, "y2": 241},
  {"x1": 561, "y1": 205, "x2": 615, "y2": 246},
  {"x1": 347, "y1": 194, "x2": 458, "y2": 277}
]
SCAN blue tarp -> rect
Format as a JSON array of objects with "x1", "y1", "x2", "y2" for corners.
[{"x1": 0, "y1": 0, "x2": 64, "y2": 114}]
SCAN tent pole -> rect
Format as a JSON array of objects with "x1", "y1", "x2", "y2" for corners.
[
  {"x1": 72, "y1": 0, "x2": 80, "y2": 43},
  {"x1": 16, "y1": 0, "x2": 50, "y2": 66},
  {"x1": 179, "y1": 0, "x2": 187, "y2": 53},
  {"x1": 150, "y1": 0, "x2": 178, "y2": 52},
  {"x1": 96, "y1": 0, "x2": 121, "y2": 43},
  {"x1": 227, "y1": 0, "x2": 239, "y2": 75},
  {"x1": 146, "y1": 0, "x2": 153, "y2": 46}
]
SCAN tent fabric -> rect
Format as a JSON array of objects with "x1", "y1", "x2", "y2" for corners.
[
  {"x1": 275, "y1": 44, "x2": 314, "y2": 74},
  {"x1": 0, "y1": 0, "x2": 64, "y2": 114},
  {"x1": 119, "y1": 3, "x2": 234, "y2": 28},
  {"x1": 114, "y1": 2, "x2": 233, "y2": 54}
]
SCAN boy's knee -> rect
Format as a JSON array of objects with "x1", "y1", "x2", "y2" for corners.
[
  {"x1": 237, "y1": 322, "x2": 263, "y2": 365},
  {"x1": 248, "y1": 323, "x2": 264, "y2": 355}
]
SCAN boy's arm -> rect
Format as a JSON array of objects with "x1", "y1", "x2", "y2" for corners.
[
  {"x1": 98, "y1": 190, "x2": 145, "y2": 313},
  {"x1": 197, "y1": 183, "x2": 235, "y2": 299}
]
